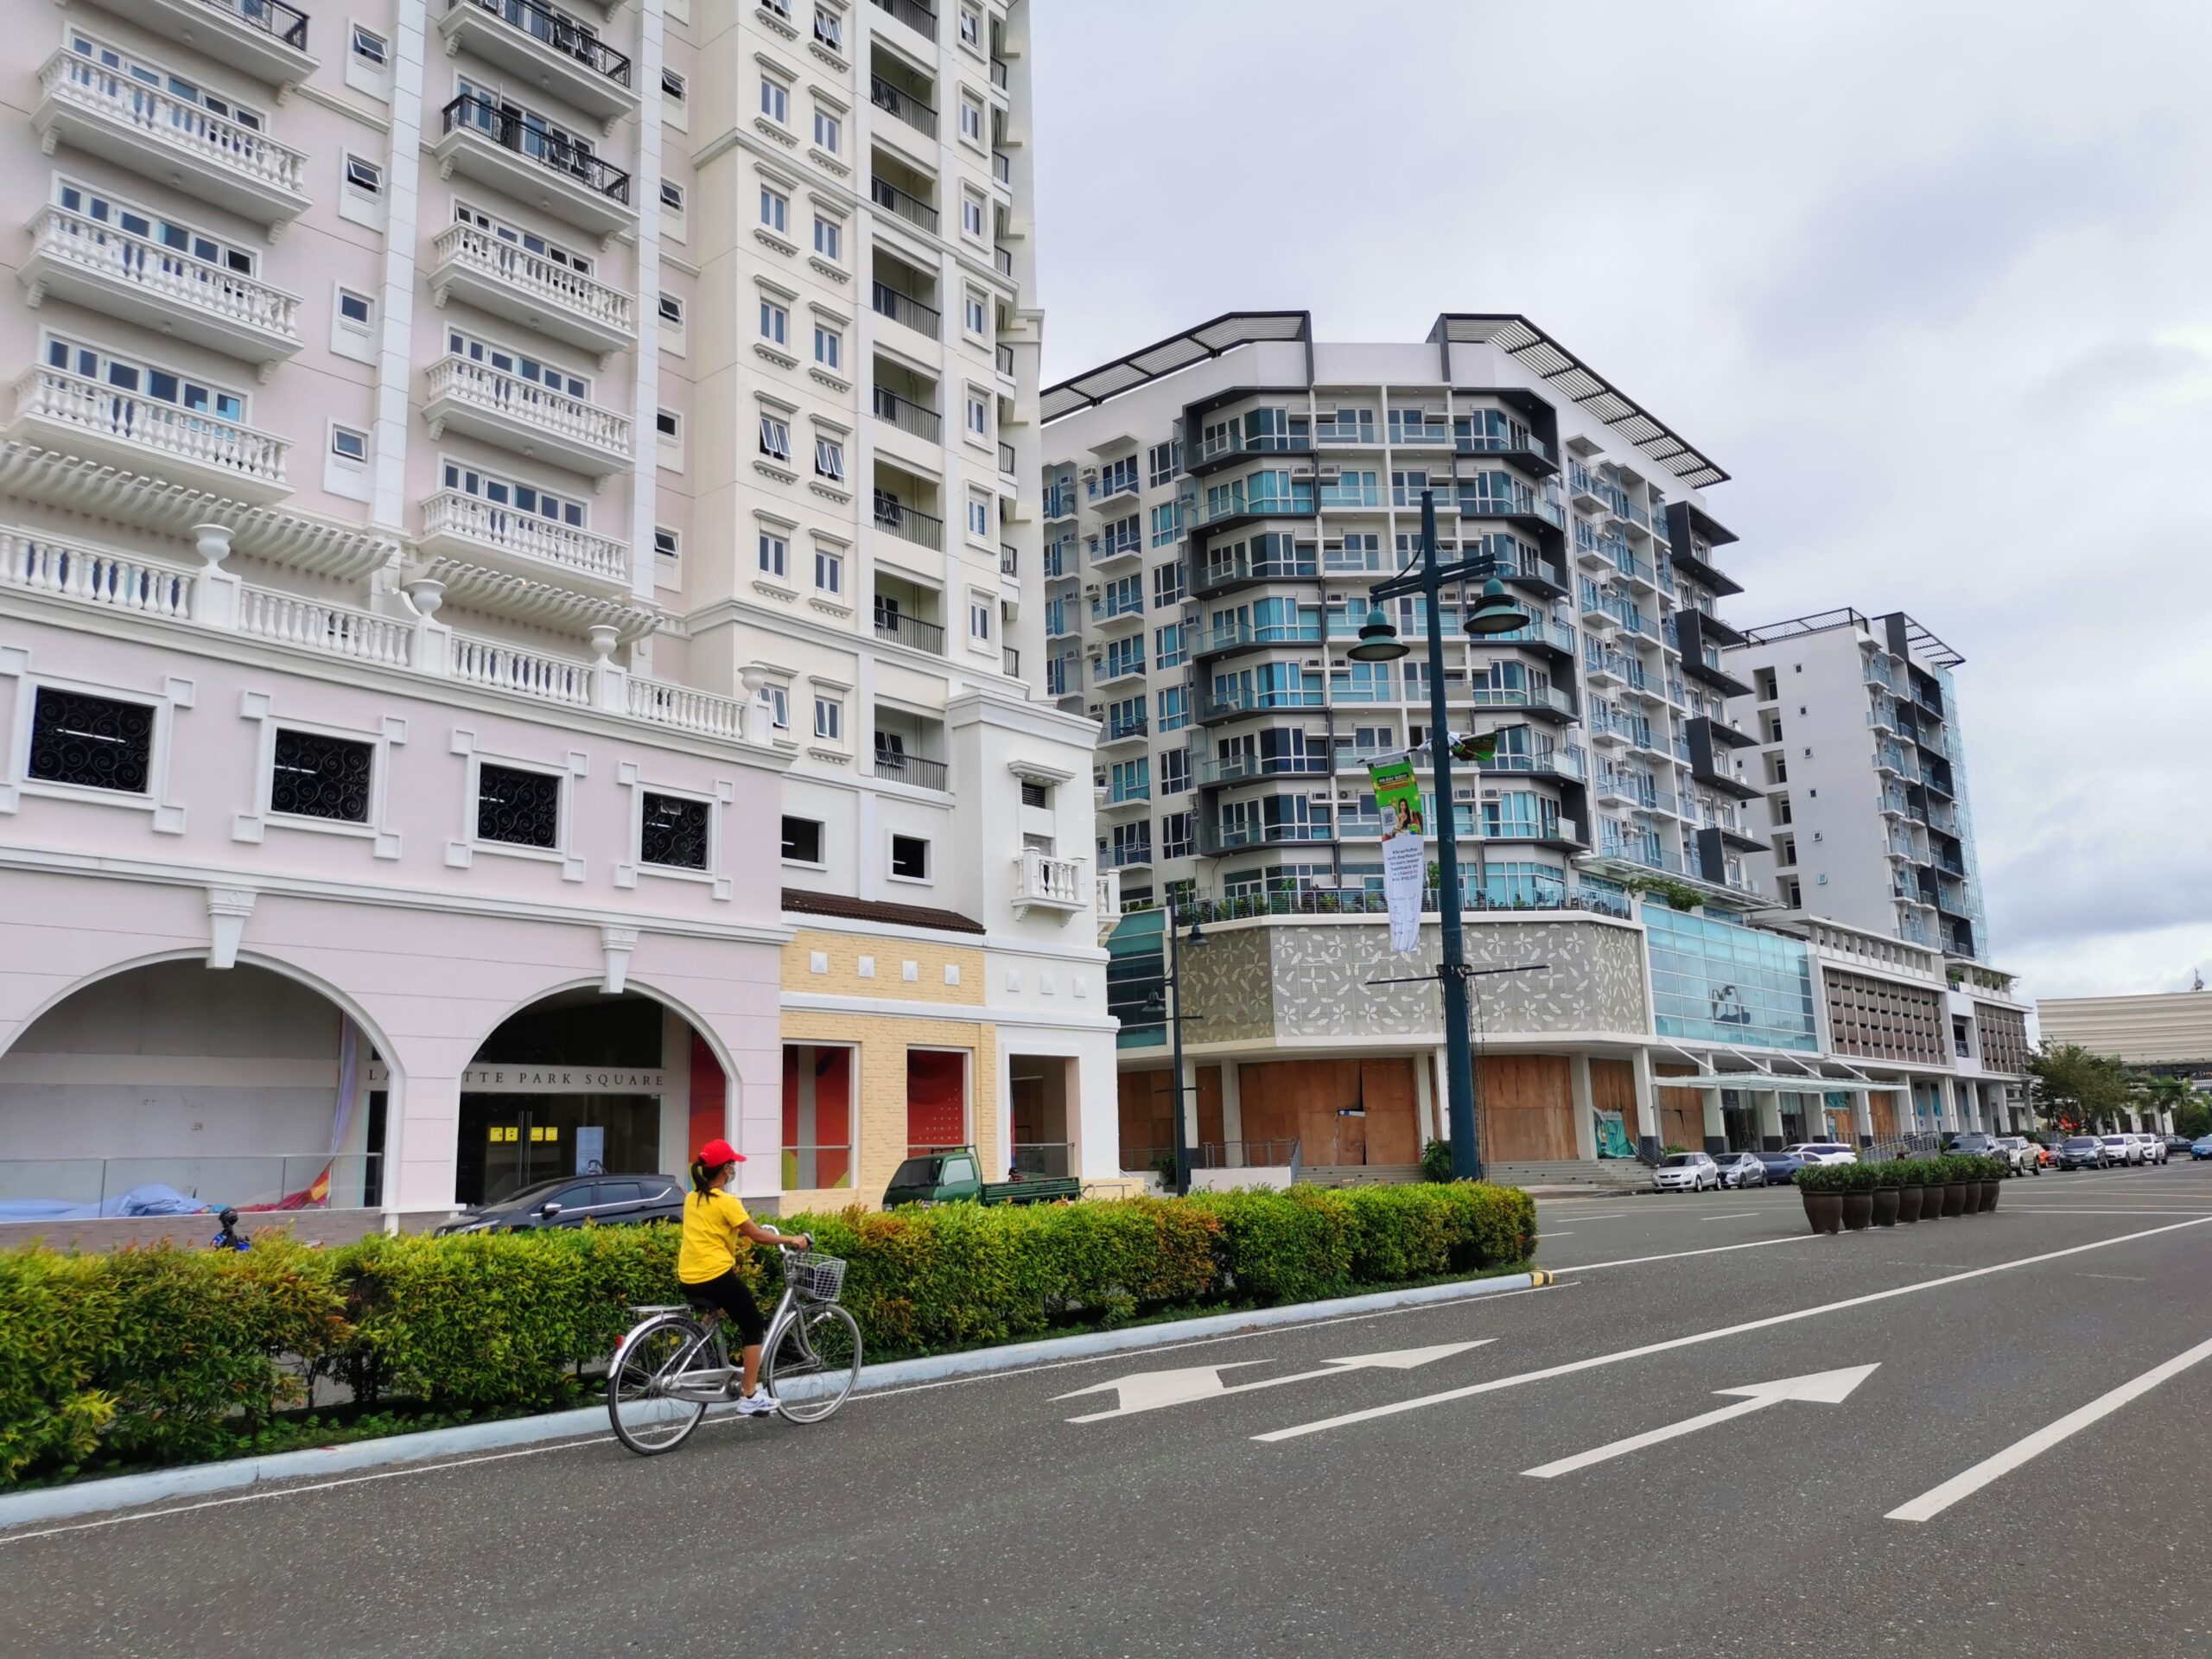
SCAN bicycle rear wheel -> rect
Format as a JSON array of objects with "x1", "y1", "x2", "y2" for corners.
[
  {"x1": 764, "y1": 1304, "x2": 861, "y2": 1424},
  {"x1": 607, "y1": 1315, "x2": 711, "y2": 1454}
]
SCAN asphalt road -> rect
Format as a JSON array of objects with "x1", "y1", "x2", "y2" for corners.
[{"x1": 10, "y1": 1162, "x2": 2212, "y2": 1658}]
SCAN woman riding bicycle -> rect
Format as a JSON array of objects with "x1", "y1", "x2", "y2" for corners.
[{"x1": 677, "y1": 1139, "x2": 810, "y2": 1416}]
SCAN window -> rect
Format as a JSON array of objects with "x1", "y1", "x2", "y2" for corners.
[
  {"x1": 760, "y1": 531, "x2": 790, "y2": 577},
  {"x1": 662, "y1": 68, "x2": 687, "y2": 101},
  {"x1": 959, "y1": 3, "x2": 982, "y2": 46},
  {"x1": 351, "y1": 23, "x2": 387, "y2": 65},
  {"x1": 759, "y1": 412, "x2": 792, "y2": 461},
  {"x1": 476, "y1": 762, "x2": 560, "y2": 849},
  {"x1": 1152, "y1": 561, "x2": 1185, "y2": 608},
  {"x1": 761, "y1": 74, "x2": 790, "y2": 124},
  {"x1": 1160, "y1": 747, "x2": 1190, "y2": 793},
  {"x1": 1162, "y1": 810, "x2": 1193, "y2": 860},
  {"x1": 344, "y1": 155, "x2": 383, "y2": 195},
  {"x1": 814, "y1": 544, "x2": 843, "y2": 594},
  {"x1": 330, "y1": 426, "x2": 368, "y2": 462},
  {"x1": 658, "y1": 294, "x2": 683, "y2": 325},
  {"x1": 782, "y1": 814, "x2": 823, "y2": 862},
  {"x1": 653, "y1": 527, "x2": 679, "y2": 561},
  {"x1": 815, "y1": 434, "x2": 846, "y2": 481},
  {"x1": 656, "y1": 408, "x2": 681, "y2": 440},
  {"x1": 963, "y1": 289, "x2": 987, "y2": 337},
  {"x1": 813, "y1": 214, "x2": 842, "y2": 262},
  {"x1": 759, "y1": 683, "x2": 791, "y2": 730},
  {"x1": 961, "y1": 189, "x2": 985, "y2": 238},
  {"x1": 814, "y1": 6, "x2": 843, "y2": 50},
  {"x1": 57, "y1": 182, "x2": 257, "y2": 277},
  {"x1": 813, "y1": 323, "x2": 842, "y2": 370},
  {"x1": 760, "y1": 298, "x2": 789, "y2": 346},
  {"x1": 337, "y1": 289, "x2": 372, "y2": 327},
  {"x1": 268, "y1": 729, "x2": 373, "y2": 823},
  {"x1": 760, "y1": 187, "x2": 789, "y2": 233},
  {"x1": 959, "y1": 93, "x2": 985, "y2": 144},
  {"x1": 1154, "y1": 623, "x2": 1185, "y2": 669},
  {"x1": 814, "y1": 696, "x2": 842, "y2": 741},
  {"x1": 442, "y1": 327, "x2": 589, "y2": 398},
  {"x1": 660, "y1": 180, "x2": 685, "y2": 212},
  {"x1": 813, "y1": 105, "x2": 842, "y2": 153},
  {"x1": 442, "y1": 460, "x2": 586, "y2": 527},
  {"x1": 970, "y1": 594, "x2": 992, "y2": 639},
  {"x1": 44, "y1": 337, "x2": 245, "y2": 422},
  {"x1": 890, "y1": 834, "x2": 930, "y2": 880},
  {"x1": 1148, "y1": 442, "x2": 1177, "y2": 486},
  {"x1": 640, "y1": 791, "x2": 709, "y2": 870},
  {"x1": 965, "y1": 389, "x2": 988, "y2": 437},
  {"x1": 28, "y1": 688, "x2": 152, "y2": 794},
  {"x1": 967, "y1": 492, "x2": 990, "y2": 537},
  {"x1": 1150, "y1": 502, "x2": 1181, "y2": 547}
]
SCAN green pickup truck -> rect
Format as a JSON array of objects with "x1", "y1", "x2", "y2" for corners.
[{"x1": 881, "y1": 1147, "x2": 1080, "y2": 1208}]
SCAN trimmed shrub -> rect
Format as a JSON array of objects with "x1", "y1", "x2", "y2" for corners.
[{"x1": 0, "y1": 1180, "x2": 1534, "y2": 1486}]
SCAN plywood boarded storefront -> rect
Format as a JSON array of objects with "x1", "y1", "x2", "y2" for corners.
[
  {"x1": 1477, "y1": 1054, "x2": 1575, "y2": 1162},
  {"x1": 1236, "y1": 1058, "x2": 1421, "y2": 1166}
]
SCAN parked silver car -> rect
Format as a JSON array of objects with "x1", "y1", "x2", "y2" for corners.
[
  {"x1": 1712, "y1": 1151, "x2": 1768, "y2": 1189},
  {"x1": 1993, "y1": 1135, "x2": 2043, "y2": 1174},
  {"x1": 1653, "y1": 1151, "x2": 1719, "y2": 1192}
]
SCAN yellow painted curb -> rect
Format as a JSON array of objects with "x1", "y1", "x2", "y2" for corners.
[{"x1": 1529, "y1": 1269, "x2": 1554, "y2": 1287}]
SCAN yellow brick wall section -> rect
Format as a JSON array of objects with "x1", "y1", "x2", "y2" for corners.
[
  {"x1": 780, "y1": 928, "x2": 986, "y2": 1004},
  {"x1": 778, "y1": 1008, "x2": 997, "y2": 1216}
]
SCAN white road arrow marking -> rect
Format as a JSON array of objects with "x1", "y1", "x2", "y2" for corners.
[
  {"x1": 1058, "y1": 1341, "x2": 1493, "y2": 1423},
  {"x1": 1521, "y1": 1363, "x2": 1879, "y2": 1479}
]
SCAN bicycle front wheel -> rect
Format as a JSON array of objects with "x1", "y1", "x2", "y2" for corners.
[
  {"x1": 607, "y1": 1315, "x2": 710, "y2": 1455},
  {"x1": 765, "y1": 1304, "x2": 862, "y2": 1424}
]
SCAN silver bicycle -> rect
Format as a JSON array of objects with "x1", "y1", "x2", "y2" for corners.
[{"x1": 607, "y1": 1247, "x2": 861, "y2": 1456}]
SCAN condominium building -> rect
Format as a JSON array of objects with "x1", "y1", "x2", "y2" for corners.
[
  {"x1": 1043, "y1": 313, "x2": 1796, "y2": 1176},
  {"x1": 0, "y1": 0, "x2": 1116, "y2": 1236}
]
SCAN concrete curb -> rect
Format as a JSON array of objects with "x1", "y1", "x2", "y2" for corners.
[{"x1": 0, "y1": 1268, "x2": 1549, "y2": 1529}]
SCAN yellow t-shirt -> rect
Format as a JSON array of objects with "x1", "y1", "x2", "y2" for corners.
[{"x1": 677, "y1": 1188, "x2": 751, "y2": 1284}]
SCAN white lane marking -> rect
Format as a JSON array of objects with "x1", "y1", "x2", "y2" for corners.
[
  {"x1": 1886, "y1": 1333, "x2": 2212, "y2": 1523},
  {"x1": 1543, "y1": 1232, "x2": 1575, "y2": 1238},
  {"x1": 2002, "y1": 1208, "x2": 2212, "y2": 1217},
  {"x1": 1522, "y1": 1364, "x2": 1878, "y2": 1479},
  {"x1": 1058, "y1": 1340, "x2": 1493, "y2": 1422},
  {"x1": 1700, "y1": 1213, "x2": 1761, "y2": 1223},
  {"x1": 1535, "y1": 1211, "x2": 1632, "y2": 1220},
  {"x1": 1253, "y1": 1215, "x2": 2212, "y2": 1443},
  {"x1": 1553, "y1": 1234, "x2": 1817, "y2": 1273}
]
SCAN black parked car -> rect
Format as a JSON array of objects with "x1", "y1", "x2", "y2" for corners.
[
  {"x1": 1753, "y1": 1149, "x2": 1808, "y2": 1185},
  {"x1": 435, "y1": 1173, "x2": 685, "y2": 1235},
  {"x1": 2164, "y1": 1135, "x2": 2195, "y2": 1157}
]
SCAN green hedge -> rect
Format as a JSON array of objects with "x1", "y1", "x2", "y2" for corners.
[{"x1": 0, "y1": 1182, "x2": 1534, "y2": 1487}]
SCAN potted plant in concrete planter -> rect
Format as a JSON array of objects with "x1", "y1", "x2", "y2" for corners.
[
  {"x1": 1975, "y1": 1153, "x2": 2004, "y2": 1212},
  {"x1": 1839, "y1": 1162, "x2": 1877, "y2": 1231},
  {"x1": 1892, "y1": 1157, "x2": 1924, "y2": 1223},
  {"x1": 1939, "y1": 1154, "x2": 1973, "y2": 1217},
  {"x1": 1869, "y1": 1160, "x2": 1902, "y2": 1227},
  {"x1": 1796, "y1": 1163, "x2": 1847, "y2": 1235}
]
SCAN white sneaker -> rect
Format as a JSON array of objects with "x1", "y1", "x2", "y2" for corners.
[{"x1": 735, "y1": 1389, "x2": 780, "y2": 1416}]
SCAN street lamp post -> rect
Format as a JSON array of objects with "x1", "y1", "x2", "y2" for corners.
[
  {"x1": 1138, "y1": 899, "x2": 1206, "y2": 1196},
  {"x1": 1346, "y1": 487, "x2": 1526, "y2": 1183}
]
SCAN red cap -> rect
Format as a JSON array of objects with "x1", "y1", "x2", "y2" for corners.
[{"x1": 697, "y1": 1138, "x2": 745, "y2": 1166}]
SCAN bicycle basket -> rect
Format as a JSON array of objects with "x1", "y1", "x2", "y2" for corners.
[{"x1": 785, "y1": 1253, "x2": 847, "y2": 1303}]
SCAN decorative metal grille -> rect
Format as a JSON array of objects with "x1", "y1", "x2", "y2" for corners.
[
  {"x1": 639, "y1": 791, "x2": 709, "y2": 869},
  {"x1": 270, "y1": 728, "x2": 372, "y2": 823},
  {"x1": 28, "y1": 688, "x2": 153, "y2": 794},
  {"x1": 476, "y1": 762, "x2": 561, "y2": 849}
]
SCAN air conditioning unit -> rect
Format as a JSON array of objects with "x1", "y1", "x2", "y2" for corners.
[
  {"x1": 1455, "y1": 788, "x2": 1475, "y2": 801},
  {"x1": 1083, "y1": 583, "x2": 1102, "y2": 598},
  {"x1": 1301, "y1": 658, "x2": 1322, "y2": 670},
  {"x1": 1480, "y1": 789, "x2": 1500, "y2": 801},
  {"x1": 1318, "y1": 466, "x2": 1342, "y2": 482}
]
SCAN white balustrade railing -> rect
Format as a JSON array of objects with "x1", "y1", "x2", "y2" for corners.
[
  {"x1": 420, "y1": 490, "x2": 628, "y2": 583},
  {"x1": 0, "y1": 531, "x2": 194, "y2": 617},
  {"x1": 238, "y1": 586, "x2": 413, "y2": 665},
  {"x1": 451, "y1": 633, "x2": 594, "y2": 704},
  {"x1": 39, "y1": 50, "x2": 308, "y2": 199},
  {"x1": 1016, "y1": 848, "x2": 1086, "y2": 906},
  {"x1": 14, "y1": 366, "x2": 289, "y2": 487},
  {"x1": 431, "y1": 224, "x2": 635, "y2": 336},
  {"x1": 28, "y1": 206, "x2": 301, "y2": 340},
  {"x1": 425, "y1": 355, "x2": 632, "y2": 458},
  {"x1": 627, "y1": 677, "x2": 747, "y2": 739}
]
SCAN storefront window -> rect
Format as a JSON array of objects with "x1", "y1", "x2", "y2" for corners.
[{"x1": 1643, "y1": 906, "x2": 1816, "y2": 1051}]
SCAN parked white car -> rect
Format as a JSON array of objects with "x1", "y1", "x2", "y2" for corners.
[
  {"x1": 2136, "y1": 1133, "x2": 2169, "y2": 1166},
  {"x1": 1785, "y1": 1142, "x2": 1859, "y2": 1166},
  {"x1": 1652, "y1": 1151, "x2": 1719, "y2": 1192},
  {"x1": 2099, "y1": 1134, "x2": 2142, "y2": 1166},
  {"x1": 1993, "y1": 1135, "x2": 2043, "y2": 1175}
]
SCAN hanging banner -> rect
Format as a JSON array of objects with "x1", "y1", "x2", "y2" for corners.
[{"x1": 1368, "y1": 753, "x2": 1427, "y2": 953}]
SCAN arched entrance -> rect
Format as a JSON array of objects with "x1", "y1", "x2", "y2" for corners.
[
  {"x1": 442, "y1": 987, "x2": 732, "y2": 1208},
  {"x1": 0, "y1": 959, "x2": 382, "y2": 1218}
]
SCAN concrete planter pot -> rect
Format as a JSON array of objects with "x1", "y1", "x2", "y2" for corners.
[
  {"x1": 1979, "y1": 1179, "x2": 2001, "y2": 1213},
  {"x1": 1871, "y1": 1187, "x2": 1900, "y2": 1227},
  {"x1": 1941, "y1": 1181, "x2": 1970, "y2": 1217},
  {"x1": 1896, "y1": 1184, "x2": 1923, "y2": 1223},
  {"x1": 1840, "y1": 1192, "x2": 1874, "y2": 1231},
  {"x1": 1802, "y1": 1189, "x2": 1843, "y2": 1235}
]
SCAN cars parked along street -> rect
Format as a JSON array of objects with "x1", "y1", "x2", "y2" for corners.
[
  {"x1": 433, "y1": 1173, "x2": 684, "y2": 1235},
  {"x1": 1786, "y1": 1142, "x2": 1859, "y2": 1166},
  {"x1": 1712, "y1": 1151, "x2": 1767, "y2": 1188},
  {"x1": 1753, "y1": 1148, "x2": 1808, "y2": 1185},
  {"x1": 1652, "y1": 1151, "x2": 1720, "y2": 1192},
  {"x1": 2056, "y1": 1136, "x2": 2110, "y2": 1170}
]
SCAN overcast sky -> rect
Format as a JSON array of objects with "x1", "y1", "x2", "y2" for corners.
[{"x1": 1030, "y1": 0, "x2": 2212, "y2": 1002}]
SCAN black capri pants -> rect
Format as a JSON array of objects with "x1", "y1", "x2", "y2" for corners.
[{"x1": 683, "y1": 1272, "x2": 767, "y2": 1345}]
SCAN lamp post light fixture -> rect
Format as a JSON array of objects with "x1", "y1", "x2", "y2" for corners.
[
  {"x1": 1341, "y1": 486, "x2": 1530, "y2": 1183},
  {"x1": 1137, "y1": 899, "x2": 1207, "y2": 1196}
]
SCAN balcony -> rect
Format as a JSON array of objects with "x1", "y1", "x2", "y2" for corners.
[
  {"x1": 872, "y1": 601, "x2": 946, "y2": 655},
  {"x1": 1086, "y1": 533, "x2": 1142, "y2": 575},
  {"x1": 1099, "y1": 841, "x2": 1154, "y2": 871},
  {"x1": 435, "y1": 0, "x2": 637, "y2": 123},
  {"x1": 1479, "y1": 747, "x2": 1586, "y2": 782},
  {"x1": 871, "y1": 0, "x2": 938, "y2": 42},
  {"x1": 422, "y1": 355, "x2": 632, "y2": 477},
  {"x1": 871, "y1": 385, "x2": 942, "y2": 442},
  {"x1": 874, "y1": 747, "x2": 948, "y2": 791},
  {"x1": 1043, "y1": 486, "x2": 1077, "y2": 521},
  {"x1": 103, "y1": 0, "x2": 314, "y2": 89},
  {"x1": 869, "y1": 173, "x2": 938, "y2": 235},
  {"x1": 1088, "y1": 474, "x2": 1142, "y2": 509},
  {"x1": 10, "y1": 364, "x2": 288, "y2": 502},
  {"x1": 20, "y1": 205, "x2": 301, "y2": 369},
  {"x1": 427, "y1": 224, "x2": 634, "y2": 359},
  {"x1": 869, "y1": 74, "x2": 938, "y2": 140},
  {"x1": 432, "y1": 95, "x2": 633, "y2": 242},
  {"x1": 415, "y1": 489, "x2": 629, "y2": 594},
  {"x1": 33, "y1": 48, "x2": 309, "y2": 227},
  {"x1": 1097, "y1": 709, "x2": 1148, "y2": 747},
  {"x1": 1012, "y1": 849, "x2": 1085, "y2": 920},
  {"x1": 871, "y1": 281, "x2": 941, "y2": 342}
]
